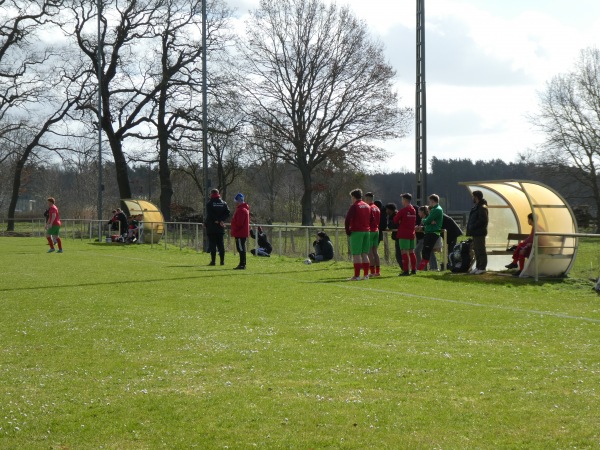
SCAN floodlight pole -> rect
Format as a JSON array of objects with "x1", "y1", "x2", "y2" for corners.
[
  {"x1": 415, "y1": 0, "x2": 427, "y2": 206},
  {"x1": 202, "y1": 0, "x2": 209, "y2": 251},
  {"x1": 97, "y1": 0, "x2": 103, "y2": 240}
]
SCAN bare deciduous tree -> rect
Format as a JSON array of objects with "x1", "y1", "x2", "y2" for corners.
[
  {"x1": 237, "y1": 0, "x2": 411, "y2": 225},
  {"x1": 530, "y1": 47, "x2": 600, "y2": 231}
]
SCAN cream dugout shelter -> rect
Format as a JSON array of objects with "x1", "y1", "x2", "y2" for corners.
[
  {"x1": 460, "y1": 181, "x2": 578, "y2": 277},
  {"x1": 121, "y1": 199, "x2": 165, "y2": 244}
]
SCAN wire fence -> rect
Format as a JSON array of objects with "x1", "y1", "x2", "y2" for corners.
[{"x1": 0, "y1": 218, "x2": 414, "y2": 265}]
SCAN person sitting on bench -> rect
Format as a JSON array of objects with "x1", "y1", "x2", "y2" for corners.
[{"x1": 505, "y1": 213, "x2": 542, "y2": 276}]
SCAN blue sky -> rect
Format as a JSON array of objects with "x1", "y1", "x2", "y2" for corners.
[{"x1": 231, "y1": 0, "x2": 600, "y2": 171}]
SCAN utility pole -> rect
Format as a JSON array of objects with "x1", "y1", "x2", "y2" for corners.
[
  {"x1": 415, "y1": 0, "x2": 427, "y2": 206},
  {"x1": 201, "y1": 0, "x2": 209, "y2": 251},
  {"x1": 97, "y1": 0, "x2": 103, "y2": 239}
]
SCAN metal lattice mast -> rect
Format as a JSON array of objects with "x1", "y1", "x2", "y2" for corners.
[{"x1": 415, "y1": 0, "x2": 427, "y2": 205}]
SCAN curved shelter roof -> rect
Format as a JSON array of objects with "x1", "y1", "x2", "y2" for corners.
[
  {"x1": 122, "y1": 199, "x2": 165, "y2": 244},
  {"x1": 460, "y1": 180, "x2": 578, "y2": 277}
]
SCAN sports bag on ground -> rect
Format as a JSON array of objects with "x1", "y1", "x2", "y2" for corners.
[{"x1": 448, "y1": 239, "x2": 474, "y2": 273}]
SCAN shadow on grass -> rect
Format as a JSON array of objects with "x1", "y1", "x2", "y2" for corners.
[
  {"x1": 0, "y1": 265, "x2": 345, "y2": 293},
  {"x1": 426, "y1": 270, "x2": 575, "y2": 287}
]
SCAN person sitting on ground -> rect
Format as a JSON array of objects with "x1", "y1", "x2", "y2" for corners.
[
  {"x1": 250, "y1": 226, "x2": 272, "y2": 257},
  {"x1": 505, "y1": 213, "x2": 543, "y2": 276},
  {"x1": 309, "y1": 231, "x2": 334, "y2": 262}
]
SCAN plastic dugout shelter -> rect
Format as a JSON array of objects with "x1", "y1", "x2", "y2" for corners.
[
  {"x1": 122, "y1": 199, "x2": 165, "y2": 244},
  {"x1": 460, "y1": 180, "x2": 578, "y2": 277}
]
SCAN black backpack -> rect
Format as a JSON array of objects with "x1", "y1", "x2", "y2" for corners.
[{"x1": 449, "y1": 239, "x2": 474, "y2": 273}]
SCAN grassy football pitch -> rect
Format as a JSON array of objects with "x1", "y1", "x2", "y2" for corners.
[{"x1": 0, "y1": 237, "x2": 599, "y2": 449}]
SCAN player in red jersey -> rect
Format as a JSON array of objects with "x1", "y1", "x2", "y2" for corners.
[
  {"x1": 393, "y1": 193, "x2": 417, "y2": 275},
  {"x1": 344, "y1": 189, "x2": 372, "y2": 280},
  {"x1": 364, "y1": 192, "x2": 381, "y2": 277},
  {"x1": 45, "y1": 197, "x2": 63, "y2": 253}
]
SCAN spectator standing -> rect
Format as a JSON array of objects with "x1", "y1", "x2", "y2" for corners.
[
  {"x1": 441, "y1": 214, "x2": 463, "y2": 270},
  {"x1": 415, "y1": 206, "x2": 437, "y2": 270},
  {"x1": 385, "y1": 203, "x2": 402, "y2": 269},
  {"x1": 466, "y1": 190, "x2": 489, "y2": 275},
  {"x1": 374, "y1": 200, "x2": 386, "y2": 245},
  {"x1": 107, "y1": 209, "x2": 120, "y2": 232},
  {"x1": 115, "y1": 208, "x2": 128, "y2": 236},
  {"x1": 45, "y1": 197, "x2": 63, "y2": 253},
  {"x1": 417, "y1": 194, "x2": 443, "y2": 271},
  {"x1": 250, "y1": 226, "x2": 273, "y2": 257},
  {"x1": 394, "y1": 193, "x2": 417, "y2": 276},
  {"x1": 206, "y1": 188, "x2": 230, "y2": 266},
  {"x1": 309, "y1": 231, "x2": 334, "y2": 262},
  {"x1": 365, "y1": 192, "x2": 381, "y2": 277},
  {"x1": 344, "y1": 189, "x2": 372, "y2": 281},
  {"x1": 230, "y1": 193, "x2": 250, "y2": 270}
]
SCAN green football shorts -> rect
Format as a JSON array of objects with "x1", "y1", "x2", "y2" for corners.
[
  {"x1": 398, "y1": 238, "x2": 415, "y2": 250},
  {"x1": 47, "y1": 225, "x2": 61, "y2": 236},
  {"x1": 370, "y1": 231, "x2": 380, "y2": 247},
  {"x1": 350, "y1": 231, "x2": 371, "y2": 255}
]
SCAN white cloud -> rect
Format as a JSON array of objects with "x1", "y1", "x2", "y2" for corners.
[{"x1": 229, "y1": 0, "x2": 600, "y2": 169}]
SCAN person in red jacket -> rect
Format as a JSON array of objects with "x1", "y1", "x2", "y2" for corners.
[
  {"x1": 394, "y1": 193, "x2": 417, "y2": 276},
  {"x1": 365, "y1": 192, "x2": 381, "y2": 277},
  {"x1": 505, "y1": 213, "x2": 545, "y2": 276},
  {"x1": 230, "y1": 193, "x2": 250, "y2": 270},
  {"x1": 344, "y1": 189, "x2": 372, "y2": 281}
]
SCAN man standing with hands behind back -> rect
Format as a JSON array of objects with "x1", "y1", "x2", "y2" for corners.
[{"x1": 205, "y1": 188, "x2": 230, "y2": 266}]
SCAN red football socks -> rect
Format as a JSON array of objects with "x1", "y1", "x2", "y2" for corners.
[
  {"x1": 353, "y1": 263, "x2": 361, "y2": 278},
  {"x1": 362, "y1": 263, "x2": 370, "y2": 277},
  {"x1": 401, "y1": 254, "x2": 409, "y2": 272},
  {"x1": 418, "y1": 259, "x2": 429, "y2": 271},
  {"x1": 56, "y1": 237, "x2": 62, "y2": 250},
  {"x1": 409, "y1": 253, "x2": 417, "y2": 271},
  {"x1": 46, "y1": 237, "x2": 54, "y2": 249}
]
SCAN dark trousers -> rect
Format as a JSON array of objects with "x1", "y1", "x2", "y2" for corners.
[
  {"x1": 235, "y1": 237, "x2": 247, "y2": 267},
  {"x1": 472, "y1": 235, "x2": 487, "y2": 270},
  {"x1": 393, "y1": 239, "x2": 402, "y2": 267},
  {"x1": 421, "y1": 233, "x2": 439, "y2": 261},
  {"x1": 208, "y1": 233, "x2": 225, "y2": 263}
]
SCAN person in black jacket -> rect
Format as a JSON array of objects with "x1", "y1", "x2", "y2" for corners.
[
  {"x1": 205, "y1": 188, "x2": 230, "y2": 266},
  {"x1": 385, "y1": 203, "x2": 402, "y2": 268},
  {"x1": 441, "y1": 214, "x2": 463, "y2": 270},
  {"x1": 309, "y1": 231, "x2": 334, "y2": 262},
  {"x1": 250, "y1": 226, "x2": 272, "y2": 257},
  {"x1": 115, "y1": 208, "x2": 128, "y2": 237},
  {"x1": 466, "y1": 190, "x2": 488, "y2": 274}
]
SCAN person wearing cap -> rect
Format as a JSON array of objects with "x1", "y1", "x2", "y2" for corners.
[
  {"x1": 250, "y1": 226, "x2": 272, "y2": 257},
  {"x1": 466, "y1": 190, "x2": 489, "y2": 275},
  {"x1": 206, "y1": 188, "x2": 230, "y2": 265},
  {"x1": 230, "y1": 193, "x2": 250, "y2": 270}
]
